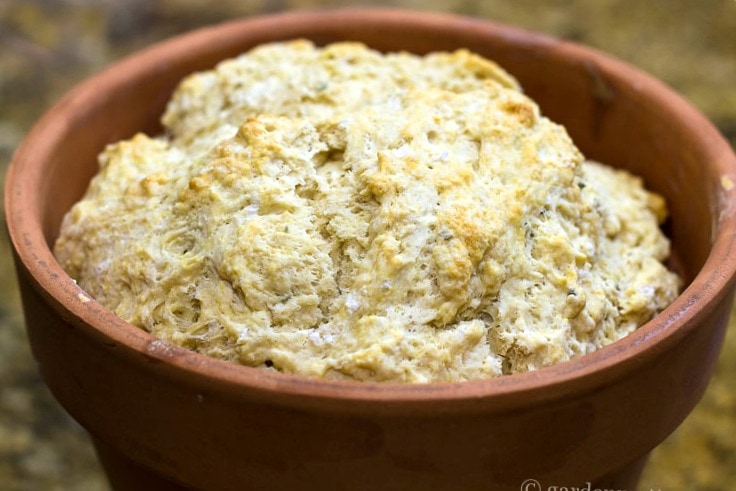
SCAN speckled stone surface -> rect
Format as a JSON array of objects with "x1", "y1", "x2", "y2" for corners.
[{"x1": 1, "y1": 1, "x2": 734, "y2": 490}]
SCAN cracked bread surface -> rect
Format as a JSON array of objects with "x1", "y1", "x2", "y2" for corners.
[{"x1": 54, "y1": 40, "x2": 680, "y2": 382}]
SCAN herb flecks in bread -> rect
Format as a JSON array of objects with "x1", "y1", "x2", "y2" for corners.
[{"x1": 54, "y1": 41, "x2": 680, "y2": 382}]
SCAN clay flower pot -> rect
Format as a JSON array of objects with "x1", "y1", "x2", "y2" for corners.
[{"x1": 6, "y1": 9, "x2": 736, "y2": 491}]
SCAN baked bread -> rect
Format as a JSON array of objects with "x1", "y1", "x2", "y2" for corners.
[{"x1": 54, "y1": 41, "x2": 680, "y2": 382}]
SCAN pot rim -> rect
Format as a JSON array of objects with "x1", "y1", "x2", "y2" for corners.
[{"x1": 6, "y1": 8, "x2": 736, "y2": 414}]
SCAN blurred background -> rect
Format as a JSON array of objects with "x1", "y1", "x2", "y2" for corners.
[{"x1": 1, "y1": 1, "x2": 735, "y2": 489}]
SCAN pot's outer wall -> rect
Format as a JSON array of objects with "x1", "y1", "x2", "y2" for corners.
[
  {"x1": 15, "y1": 265, "x2": 734, "y2": 490},
  {"x1": 7, "y1": 10, "x2": 736, "y2": 491}
]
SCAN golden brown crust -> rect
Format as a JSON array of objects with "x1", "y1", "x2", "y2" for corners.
[{"x1": 54, "y1": 41, "x2": 680, "y2": 382}]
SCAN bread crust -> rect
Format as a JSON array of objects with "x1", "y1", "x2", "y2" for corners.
[{"x1": 54, "y1": 41, "x2": 680, "y2": 382}]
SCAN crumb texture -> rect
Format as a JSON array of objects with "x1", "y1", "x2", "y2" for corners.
[{"x1": 54, "y1": 41, "x2": 680, "y2": 382}]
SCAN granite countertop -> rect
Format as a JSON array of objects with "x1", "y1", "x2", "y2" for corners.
[{"x1": 1, "y1": 1, "x2": 734, "y2": 490}]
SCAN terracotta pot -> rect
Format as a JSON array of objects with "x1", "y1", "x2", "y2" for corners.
[{"x1": 6, "y1": 9, "x2": 736, "y2": 491}]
